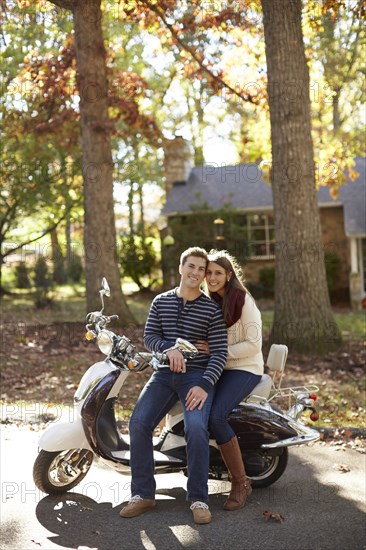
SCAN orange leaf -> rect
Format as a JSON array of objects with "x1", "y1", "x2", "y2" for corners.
[{"x1": 262, "y1": 510, "x2": 285, "y2": 523}]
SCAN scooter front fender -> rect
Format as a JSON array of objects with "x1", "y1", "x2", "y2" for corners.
[{"x1": 38, "y1": 419, "x2": 91, "y2": 453}]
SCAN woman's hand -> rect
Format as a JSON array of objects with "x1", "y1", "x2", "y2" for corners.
[
  {"x1": 195, "y1": 340, "x2": 210, "y2": 355},
  {"x1": 185, "y1": 386, "x2": 208, "y2": 411}
]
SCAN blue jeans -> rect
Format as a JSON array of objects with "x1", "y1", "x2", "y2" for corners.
[
  {"x1": 209, "y1": 370, "x2": 262, "y2": 445},
  {"x1": 129, "y1": 370, "x2": 215, "y2": 503}
]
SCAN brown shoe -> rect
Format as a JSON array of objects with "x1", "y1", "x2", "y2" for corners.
[
  {"x1": 223, "y1": 477, "x2": 252, "y2": 510},
  {"x1": 190, "y1": 501, "x2": 212, "y2": 524},
  {"x1": 120, "y1": 495, "x2": 156, "y2": 518}
]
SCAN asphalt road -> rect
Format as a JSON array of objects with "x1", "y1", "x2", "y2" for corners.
[{"x1": 0, "y1": 424, "x2": 365, "y2": 550}]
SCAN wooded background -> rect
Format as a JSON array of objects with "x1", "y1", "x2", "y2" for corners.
[{"x1": 1, "y1": 0, "x2": 365, "y2": 353}]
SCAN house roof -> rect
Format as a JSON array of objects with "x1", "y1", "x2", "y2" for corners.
[{"x1": 162, "y1": 157, "x2": 366, "y2": 237}]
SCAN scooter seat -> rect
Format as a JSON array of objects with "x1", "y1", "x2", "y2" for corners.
[
  {"x1": 166, "y1": 374, "x2": 274, "y2": 414},
  {"x1": 244, "y1": 373, "x2": 272, "y2": 402}
]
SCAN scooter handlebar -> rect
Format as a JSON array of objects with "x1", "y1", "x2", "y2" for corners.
[{"x1": 107, "y1": 315, "x2": 119, "y2": 323}]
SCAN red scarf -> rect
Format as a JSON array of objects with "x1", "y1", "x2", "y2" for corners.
[{"x1": 212, "y1": 288, "x2": 246, "y2": 328}]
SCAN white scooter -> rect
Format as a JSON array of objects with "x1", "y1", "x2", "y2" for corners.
[{"x1": 33, "y1": 279, "x2": 320, "y2": 495}]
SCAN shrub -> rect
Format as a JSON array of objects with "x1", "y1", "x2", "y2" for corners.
[
  {"x1": 15, "y1": 262, "x2": 31, "y2": 289},
  {"x1": 53, "y1": 254, "x2": 67, "y2": 285},
  {"x1": 68, "y1": 254, "x2": 84, "y2": 283},
  {"x1": 120, "y1": 236, "x2": 157, "y2": 290},
  {"x1": 258, "y1": 267, "x2": 275, "y2": 297},
  {"x1": 34, "y1": 256, "x2": 52, "y2": 308},
  {"x1": 325, "y1": 252, "x2": 341, "y2": 292}
]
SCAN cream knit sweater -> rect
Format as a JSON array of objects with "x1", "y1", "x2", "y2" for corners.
[{"x1": 225, "y1": 293, "x2": 264, "y2": 375}]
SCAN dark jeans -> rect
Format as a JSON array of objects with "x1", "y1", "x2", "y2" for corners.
[
  {"x1": 129, "y1": 370, "x2": 215, "y2": 503},
  {"x1": 209, "y1": 370, "x2": 262, "y2": 445}
]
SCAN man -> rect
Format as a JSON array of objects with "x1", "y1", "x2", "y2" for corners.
[{"x1": 120, "y1": 247, "x2": 228, "y2": 524}]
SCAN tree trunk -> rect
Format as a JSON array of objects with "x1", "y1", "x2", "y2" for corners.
[
  {"x1": 193, "y1": 82, "x2": 205, "y2": 166},
  {"x1": 261, "y1": 0, "x2": 341, "y2": 353},
  {"x1": 50, "y1": 227, "x2": 60, "y2": 262},
  {"x1": 137, "y1": 182, "x2": 146, "y2": 240},
  {"x1": 70, "y1": 0, "x2": 135, "y2": 323},
  {"x1": 332, "y1": 91, "x2": 341, "y2": 132},
  {"x1": 65, "y1": 212, "x2": 72, "y2": 276}
]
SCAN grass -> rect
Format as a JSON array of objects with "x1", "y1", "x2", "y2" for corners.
[
  {"x1": 333, "y1": 311, "x2": 366, "y2": 340},
  {"x1": 260, "y1": 309, "x2": 366, "y2": 341},
  {"x1": 0, "y1": 279, "x2": 156, "y2": 325},
  {"x1": 1, "y1": 284, "x2": 365, "y2": 339},
  {"x1": 1, "y1": 285, "x2": 87, "y2": 324}
]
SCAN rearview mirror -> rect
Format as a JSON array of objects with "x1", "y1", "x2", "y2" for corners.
[
  {"x1": 101, "y1": 277, "x2": 110, "y2": 297},
  {"x1": 99, "y1": 278, "x2": 111, "y2": 312}
]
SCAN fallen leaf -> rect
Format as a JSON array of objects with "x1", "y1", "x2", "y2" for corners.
[
  {"x1": 262, "y1": 510, "x2": 285, "y2": 523},
  {"x1": 335, "y1": 464, "x2": 351, "y2": 473}
]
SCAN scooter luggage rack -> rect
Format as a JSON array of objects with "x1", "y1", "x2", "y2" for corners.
[
  {"x1": 267, "y1": 343, "x2": 319, "y2": 407},
  {"x1": 267, "y1": 383, "x2": 320, "y2": 411},
  {"x1": 246, "y1": 344, "x2": 319, "y2": 410},
  {"x1": 267, "y1": 362, "x2": 319, "y2": 402}
]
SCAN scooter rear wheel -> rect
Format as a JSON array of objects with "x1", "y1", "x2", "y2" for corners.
[
  {"x1": 33, "y1": 449, "x2": 94, "y2": 495},
  {"x1": 248, "y1": 448, "x2": 288, "y2": 489}
]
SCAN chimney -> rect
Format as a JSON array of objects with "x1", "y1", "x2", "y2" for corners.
[{"x1": 163, "y1": 137, "x2": 193, "y2": 195}]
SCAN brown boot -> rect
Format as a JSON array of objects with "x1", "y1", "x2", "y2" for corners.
[{"x1": 219, "y1": 436, "x2": 252, "y2": 511}]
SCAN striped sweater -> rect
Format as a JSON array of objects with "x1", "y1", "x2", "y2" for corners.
[{"x1": 144, "y1": 289, "x2": 228, "y2": 392}]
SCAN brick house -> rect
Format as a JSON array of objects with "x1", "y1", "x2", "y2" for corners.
[{"x1": 161, "y1": 138, "x2": 366, "y2": 309}]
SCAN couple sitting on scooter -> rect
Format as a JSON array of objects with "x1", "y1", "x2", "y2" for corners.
[{"x1": 120, "y1": 246, "x2": 264, "y2": 524}]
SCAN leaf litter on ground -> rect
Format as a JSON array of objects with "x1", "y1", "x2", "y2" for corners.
[{"x1": 1, "y1": 322, "x2": 365, "y2": 433}]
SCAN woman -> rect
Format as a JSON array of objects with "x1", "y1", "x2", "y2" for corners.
[{"x1": 197, "y1": 250, "x2": 264, "y2": 511}]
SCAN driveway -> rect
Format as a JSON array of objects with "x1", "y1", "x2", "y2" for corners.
[{"x1": 0, "y1": 424, "x2": 365, "y2": 550}]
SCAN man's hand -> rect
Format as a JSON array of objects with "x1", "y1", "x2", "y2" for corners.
[
  {"x1": 166, "y1": 348, "x2": 186, "y2": 372},
  {"x1": 185, "y1": 386, "x2": 208, "y2": 411}
]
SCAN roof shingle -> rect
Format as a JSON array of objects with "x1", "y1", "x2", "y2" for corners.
[{"x1": 162, "y1": 158, "x2": 366, "y2": 236}]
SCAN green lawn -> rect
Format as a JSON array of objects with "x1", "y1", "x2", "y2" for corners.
[
  {"x1": 261, "y1": 309, "x2": 365, "y2": 341},
  {"x1": 1, "y1": 286, "x2": 365, "y2": 340},
  {"x1": 333, "y1": 311, "x2": 366, "y2": 340}
]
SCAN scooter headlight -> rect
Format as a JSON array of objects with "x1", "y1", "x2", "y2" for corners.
[{"x1": 97, "y1": 330, "x2": 114, "y2": 355}]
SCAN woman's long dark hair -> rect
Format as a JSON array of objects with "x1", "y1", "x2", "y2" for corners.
[{"x1": 207, "y1": 250, "x2": 248, "y2": 327}]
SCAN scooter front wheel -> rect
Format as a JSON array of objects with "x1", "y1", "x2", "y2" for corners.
[{"x1": 33, "y1": 449, "x2": 94, "y2": 495}]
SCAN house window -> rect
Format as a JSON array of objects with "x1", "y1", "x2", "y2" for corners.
[{"x1": 235, "y1": 213, "x2": 275, "y2": 259}]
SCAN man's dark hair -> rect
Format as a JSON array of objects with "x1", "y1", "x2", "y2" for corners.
[{"x1": 180, "y1": 247, "x2": 208, "y2": 267}]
